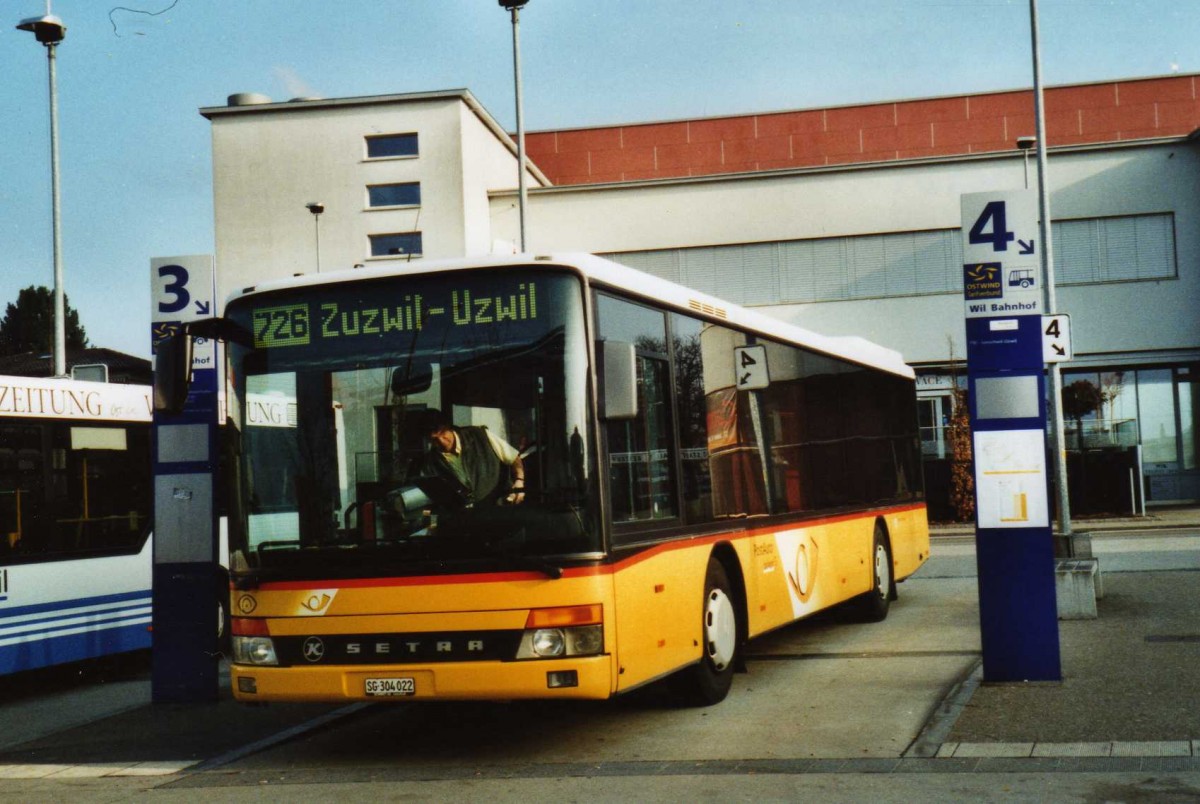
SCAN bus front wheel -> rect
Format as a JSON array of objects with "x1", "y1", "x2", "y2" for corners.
[
  {"x1": 854, "y1": 524, "x2": 893, "y2": 622},
  {"x1": 672, "y1": 558, "x2": 739, "y2": 706}
]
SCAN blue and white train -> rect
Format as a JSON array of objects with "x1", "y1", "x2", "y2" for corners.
[{"x1": 0, "y1": 375, "x2": 155, "y2": 674}]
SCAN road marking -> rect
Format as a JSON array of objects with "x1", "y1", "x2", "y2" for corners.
[{"x1": 190, "y1": 702, "x2": 371, "y2": 772}]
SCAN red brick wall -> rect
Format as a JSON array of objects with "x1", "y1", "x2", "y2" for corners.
[{"x1": 525, "y1": 75, "x2": 1200, "y2": 186}]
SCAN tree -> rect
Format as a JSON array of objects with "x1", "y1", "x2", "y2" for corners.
[
  {"x1": 944, "y1": 337, "x2": 974, "y2": 522},
  {"x1": 947, "y1": 385, "x2": 975, "y2": 523},
  {"x1": 1062, "y1": 379, "x2": 1105, "y2": 449},
  {"x1": 0, "y1": 285, "x2": 88, "y2": 357}
]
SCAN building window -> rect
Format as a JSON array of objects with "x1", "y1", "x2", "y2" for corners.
[
  {"x1": 1053, "y1": 215, "x2": 1177, "y2": 284},
  {"x1": 604, "y1": 213, "x2": 1177, "y2": 305},
  {"x1": 367, "y1": 182, "x2": 421, "y2": 208},
  {"x1": 365, "y1": 133, "x2": 418, "y2": 159},
  {"x1": 369, "y1": 232, "x2": 423, "y2": 258}
]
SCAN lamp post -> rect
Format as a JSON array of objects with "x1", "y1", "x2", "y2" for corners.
[
  {"x1": 306, "y1": 202, "x2": 324, "y2": 273},
  {"x1": 1016, "y1": 136, "x2": 1036, "y2": 189},
  {"x1": 499, "y1": 0, "x2": 529, "y2": 252},
  {"x1": 1028, "y1": 0, "x2": 1072, "y2": 551},
  {"x1": 16, "y1": 11, "x2": 68, "y2": 377}
]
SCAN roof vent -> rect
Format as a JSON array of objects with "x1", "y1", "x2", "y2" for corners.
[
  {"x1": 227, "y1": 92, "x2": 272, "y2": 107},
  {"x1": 289, "y1": 96, "x2": 321, "y2": 103}
]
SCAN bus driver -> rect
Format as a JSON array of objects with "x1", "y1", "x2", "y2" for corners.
[{"x1": 420, "y1": 411, "x2": 525, "y2": 506}]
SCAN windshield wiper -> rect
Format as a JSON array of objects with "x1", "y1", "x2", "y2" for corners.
[
  {"x1": 507, "y1": 557, "x2": 563, "y2": 579},
  {"x1": 476, "y1": 531, "x2": 563, "y2": 579}
]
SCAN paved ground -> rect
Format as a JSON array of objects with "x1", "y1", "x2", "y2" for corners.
[
  {"x1": 0, "y1": 508, "x2": 1196, "y2": 800},
  {"x1": 932, "y1": 534, "x2": 1200, "y2": 755}
]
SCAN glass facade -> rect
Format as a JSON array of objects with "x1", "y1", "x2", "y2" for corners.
[
  {"x1": 1059, "y1": 365, "x2": 1197, "y2": 476},
  {"x1": 917, "y1": 364, "x2": 1199, "y2": 506}
]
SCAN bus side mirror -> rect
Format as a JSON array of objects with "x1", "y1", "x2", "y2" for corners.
[
  {"x1": 599, "y1": 340, "x2": 638, "y2": 421},
  {"x1": 153, "y1": 331, "x2": 193, "y2": 414}
]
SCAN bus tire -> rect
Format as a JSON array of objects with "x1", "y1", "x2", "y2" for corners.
[
  {"x1": 854, "y1": 524, "x2": 893, "y2": 622},
  {"x1": 672, "y1": 558, "x2": 739, "y2": 707},
  {"x1": 216, "y1": 569, "x2": 232, "y2": 657}
]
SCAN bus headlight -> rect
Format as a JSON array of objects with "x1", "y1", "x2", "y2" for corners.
[
  {"x1": 232, "y1": 636, "x2": 279, "y2": 666},
  {"x1": 532, "y1": 629, "x2": 565, "y2": 657},
  {"x1": 515, "y1": 603, "x2": 604, "y2": 660}
]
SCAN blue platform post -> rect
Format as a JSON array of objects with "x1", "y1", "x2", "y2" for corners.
[
  {"x1": 150, "y1": 255, "x2": 220, "y2": 703},
  {"x1": 960, "y1": 191, "x2": 1061, "y2": 682}
]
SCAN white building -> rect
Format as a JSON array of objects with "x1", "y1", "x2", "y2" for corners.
[{"x1": 201, "y1": 75, "x2": 1200, "y2": 510}]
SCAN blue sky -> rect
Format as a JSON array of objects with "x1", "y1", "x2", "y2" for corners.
[{"x1": 1, "y1": 0, "x2": 1197, "y2": 358}]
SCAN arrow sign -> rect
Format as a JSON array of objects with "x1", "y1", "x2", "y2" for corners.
[
  {"x1": 1042, "y1": 314, "x2": 1072, "y2": 363},
  {"x1": 961, "y1": 191, "x2": 1042, "y2": 318},
  {"x1": 733, "y1": 345, "x2": 769, "y2": 390},
  {"x1": 195, "y1": 300, "x2": 211, "y2": 315}
]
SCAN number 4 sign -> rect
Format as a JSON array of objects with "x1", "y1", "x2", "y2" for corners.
[
  {"x1": 961, "y1": 191, "x2": 1039, "y2": 264},
  {"x1": 961, "y1": 191, "x2": 1042, "y2": 318},
  {"x1": 1042, "y1": 314, "x2": 1072, "y2": 363},
  {"x1": 734, "y1": 345, "x2": 769, "y2": 390}
]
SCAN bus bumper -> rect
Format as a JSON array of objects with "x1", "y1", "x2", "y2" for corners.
[{"x1": 231, "y1": 656, "x2": 614, "y2": 702}]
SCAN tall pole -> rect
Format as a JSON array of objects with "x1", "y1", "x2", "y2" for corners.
[
  {"x1": 18, "y1": 11, "x2": 68, "y2": 376},
  {"x1": 313, "y1": 215, "x2": 322, "y2": 273},
  {"x1": 1029, "y1": 0, "x2": 1072, "y2": 547},
  {"x1": 48, "y1": 39, "x2": 65, "y2": 376},
  {"x1": 306, "y1": 203, "x2": 324, "y2": 273},
  {"x1": 509, "y1": 3, "x2": 529, "y2": 252}
]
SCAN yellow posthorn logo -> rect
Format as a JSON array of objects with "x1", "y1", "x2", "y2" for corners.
[
  {"x1": 301, "y1": 593, "x2": 332, "y2": 612},
  {"x1": 787, "y1": 537, "x2": 819, "y2": 604}
]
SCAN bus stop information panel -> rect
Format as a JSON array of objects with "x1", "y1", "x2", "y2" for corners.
[{"x1": 961, "y1": 190, "x2": 1061, "y2": 683}]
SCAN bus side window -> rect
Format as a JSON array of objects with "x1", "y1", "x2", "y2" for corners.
[
  {"x1": 669, "y1": 313, "x2": 714, "y2": 524},
  {"x1": 595, "y1": 293, "x2": 679, "y2": 528}
]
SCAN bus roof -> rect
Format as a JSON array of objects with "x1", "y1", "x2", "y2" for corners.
[{"x1": 227, "y1": 253, "x2": 915, "y2": 379}]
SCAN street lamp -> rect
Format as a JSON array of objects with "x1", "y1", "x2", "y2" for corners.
[
  {"x1": 499, "y1": 0, "x2": 529, "y2": 252},
  {"x1": 16, "y1": 12, "x2": 68, "y2": 377},
  {"x1": 1028, "y1": 0, "x2": 1072, "y2": 552},
  {"x1": 1016, "y1": 136, "x2": 1036, "y2": 189},
  {"x1": 306, "y1": 202, "x2": 324, "y2": 273}
]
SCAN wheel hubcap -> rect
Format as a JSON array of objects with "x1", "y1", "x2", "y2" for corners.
[
  {"x1": 874, "y1": 543, "x2": 891, "y2": 598},
  {"x1": 704, "y1": 587, "x2": 737, "y2": 671}
]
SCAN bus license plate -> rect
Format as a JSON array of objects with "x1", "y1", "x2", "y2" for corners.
[{"x1": 365, "y1": 677, "x2": 416, "y2": 697}]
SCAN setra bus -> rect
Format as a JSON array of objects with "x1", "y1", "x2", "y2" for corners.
[
  {"x1": 189, "y1": 253, "x2": 928, "y2": 706},
  {"x1": 0, "y1": 375, "x2": 155, "y2": 674}
]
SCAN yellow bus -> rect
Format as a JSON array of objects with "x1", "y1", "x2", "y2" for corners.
[{"x1": 210, "y1": 254, "x2": 928, "y2": 706}]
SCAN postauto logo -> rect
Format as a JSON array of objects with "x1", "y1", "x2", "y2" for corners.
[{"x1": 964, "y1": 262, "x2": 1003, "y2": 300}]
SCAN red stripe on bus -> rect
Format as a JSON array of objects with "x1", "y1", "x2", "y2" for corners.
[{"x1": 256, "y1": 502, "x2": 925, "y2": 592}]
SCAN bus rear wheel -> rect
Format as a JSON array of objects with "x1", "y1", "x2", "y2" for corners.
[{"x1": 672, "y1": 558, "x2": 739, "y2": 707}]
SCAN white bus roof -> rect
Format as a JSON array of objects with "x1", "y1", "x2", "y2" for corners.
[
  {"x1": 0, "y1": 375, "x2": 152, "y2": 423},
  {"x1": 228, "y1": 253, "x2": 914, "y2": 379}
]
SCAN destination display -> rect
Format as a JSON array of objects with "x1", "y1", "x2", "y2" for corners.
[
  {"x1": 225, "y1": 271, "x2": 575, "y2": 374},
  {"x1": 251, "y1": 282, "x2": 541, "y2": 350}
]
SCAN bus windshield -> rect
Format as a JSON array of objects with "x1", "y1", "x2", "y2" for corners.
[{"x1": 225, "y1": 268, "x2": 599, "y2": 577}]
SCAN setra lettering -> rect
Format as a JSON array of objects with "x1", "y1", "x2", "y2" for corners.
[{"x1": 340, "y1": 638, "x2": 487, "y2": 657}]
